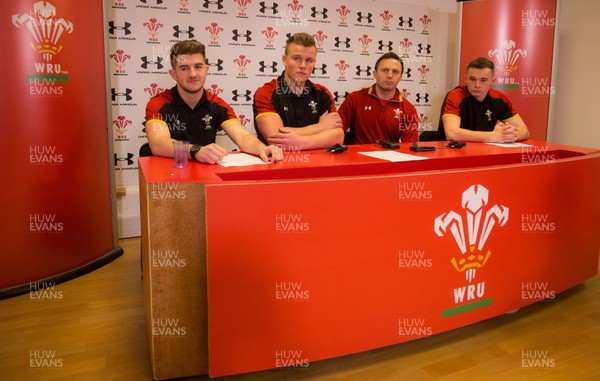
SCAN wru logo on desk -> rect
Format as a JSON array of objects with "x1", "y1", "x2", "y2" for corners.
[{"x1": 434, "y1": 184, "x2": 509, "y2": 317}]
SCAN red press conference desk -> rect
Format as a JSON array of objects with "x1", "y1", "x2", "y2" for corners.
[{"x1": 138, "y1": 141, "x2": 600, "y2": 379}]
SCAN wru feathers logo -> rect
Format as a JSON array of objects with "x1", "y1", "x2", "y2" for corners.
[
  {"x1": 12, "y1": 1, "x2": 74, "y2": 62},
  {"x1": 488, "y1": 39, "x2": 527, "y2": 75},
  {"x1": 434, "y1": 185, "x2": 509, "y2": 283}
]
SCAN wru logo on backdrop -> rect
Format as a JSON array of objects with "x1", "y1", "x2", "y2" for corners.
[
  {"x1": 12, "y1": 1, "x2": 73, "y2": 62},
  {"x1": 12, "y1": 1, "x2": 73, "y2": 96}
]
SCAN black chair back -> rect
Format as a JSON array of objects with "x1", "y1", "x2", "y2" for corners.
[{"x1": 139, "y1": 142, "x2": 153, "y2": 157}]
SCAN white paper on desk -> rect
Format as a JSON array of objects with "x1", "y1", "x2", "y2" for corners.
[
  {"x1": 486, "y1": 142, "x2": 533, "y2": 148},
  {"x1": 218, "y1": 153, "x2": 268, "y2": 167},
  {"x1": 357, "y1": 151, "x2": 429, "y2": 162}
]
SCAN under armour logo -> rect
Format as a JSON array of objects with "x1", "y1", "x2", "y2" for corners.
[
  {"x1": 140, "y1": 56, "x2": 164, "y2": 70},
  {"x1": 232, "y1": 29, "x2": 252, "y2": 42},
  {"x1": 259, "y1": 1, "x2": 278, "y2": 14},
  {"x1": 173, "y1": 25, "x2": 195, "y2": 38},
  {"x1": 203, "y1": 0, "x2": 224, "y2": 10},
  {"x1": 417, "y1": 44, "x2": 432, "y2": 54},
  {"x1": 259, "y1": 61, "x2": 278, "y2": 73},
  {"x1": 333, "y1": 91, "x2": 349, "y2": 103},
  {"x1": 140, "y1": 0, "x2": 163, "y2": 4},
  {"x1": 378, "y1": 40, "x2": 393, "y2": 52},
  {"x1": 355, "y1": 65, "x2": 372, "y2": 77},
  {"x1": 356, "y1": 12, "x2": 372, "y2": 23},
  {"x1": 364, "y1": 106, "x2": 372, "y2": 111},
  {"x1": 404, "y1": 68, "x2": 412, "y2": 79},
  {"x1": 232, "y1": 89, "x2": 252, "y2": 102},
  {"x1": 415, "y1": 93, "x2": 430, "y2": 103},
  {"x1": 108, "y1": 21, "x2": 132, "y2": 35},
  {"x1": 283, "y1": 106, "x2": 289, "y2": 112},
  {"x1": 111, "y1": 88, "x2": 133, "y2": 102},
  {"x1": 114, "y1": 153, "x2": 135, "y2": 166},
  {"x1": 334, "y1": 37, "x2": 351, "y2": 48},
  {"x1": 312, "y1": 64, "x2": 327, "y2": 75},
  {"x1": 311, "y1": 7, "x2": 328, "y2": 19},
  {"x1": 207, "y1": 58, "x2": 224, "y2": 71},
  {"x1": 398, "y1": 16, "x2": 413, "y2": 27}
]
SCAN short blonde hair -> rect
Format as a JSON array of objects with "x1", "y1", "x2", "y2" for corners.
[{"x1": 285, "y1": 32, "x2": 316, "y2": 55}]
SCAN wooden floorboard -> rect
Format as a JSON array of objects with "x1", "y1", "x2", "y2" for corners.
[{"x1": 1, "y1": 238, "x2": 599, "y2": 380}]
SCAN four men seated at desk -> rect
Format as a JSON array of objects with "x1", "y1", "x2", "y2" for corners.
[{"x1": 144, "y1": 36, "x2": 530, "y2": 163}]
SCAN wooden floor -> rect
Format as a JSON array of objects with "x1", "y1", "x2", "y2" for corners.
[{"x1": 1, "y1": 238, "x2": 599, "y2": 381}]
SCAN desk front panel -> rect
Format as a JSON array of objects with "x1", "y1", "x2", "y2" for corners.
[{"x1": 206, "y1": 154, "x2": 600, "y2": 377}]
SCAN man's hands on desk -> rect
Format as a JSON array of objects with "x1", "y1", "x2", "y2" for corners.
[
  {"x1": 193, "y1": 143, "x2": 282, "y2": 164},
  {"x1": 265, "y1": 111, "x2": 344, "y2": 150},
  {"x1": 489, "y1": 122, "x2": 519, "y2": 143},
  {"x1": 266, "y1": 128, "x2": 310, "y2": 149},
  {"x1": 190, "y1": 143, "x2": 226, "y2": 164},
  {"x1": 259, "y1": 145, "x2": 283, "y2": 163},
  {"x1": 442, "y1": 114, "x2": 529, "y2": 143}
]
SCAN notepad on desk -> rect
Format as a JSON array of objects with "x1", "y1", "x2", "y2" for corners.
[
  {"x1": 218, "y1": 153, "x2": 269, "y2": 167},
  {"x1": 486, "y1": 142, "x2": 533, "y2": 148},
  {"x1": 357, "y1": 151, "x2": 429, "y2": 162}
]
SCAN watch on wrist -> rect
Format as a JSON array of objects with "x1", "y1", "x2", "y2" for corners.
[{"x1": 189, "y1": 144, "x2": 201, "y2": 161}]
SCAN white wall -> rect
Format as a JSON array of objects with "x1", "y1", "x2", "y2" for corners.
[{"x1": 551, "y1": 0, "x2": 600, "y2": 148}]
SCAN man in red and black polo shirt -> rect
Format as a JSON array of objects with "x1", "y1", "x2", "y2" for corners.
[
  {"x1": 145, "y1": 40, "x2": 281, "y2": 164},
  {"x1": 253, "y1": 33, "x2": 344, "y2": 151},
  {"x1": 440, "y1": 57, "x2": 530, "y2": 143}
]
